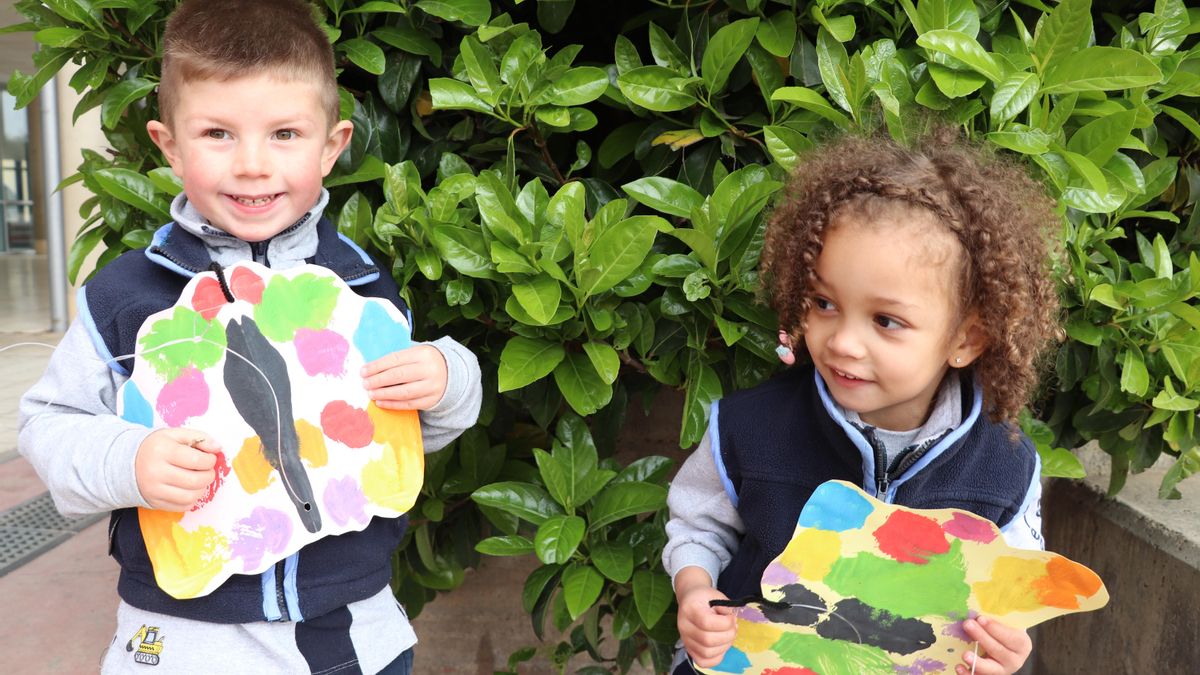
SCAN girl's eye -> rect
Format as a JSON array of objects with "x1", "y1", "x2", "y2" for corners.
[
  {"x1": 874, "y1": 315, "x2": 903, "y2": 330},
  {"x1": 814, "y1": 297, "x2": 835, "y2": 312},
  {"x1": 275, "y1": 129, "x2": 296, "y2": 140},
  {"x1": 205, "y1": 129, "x2": 229, "y2": 140}
]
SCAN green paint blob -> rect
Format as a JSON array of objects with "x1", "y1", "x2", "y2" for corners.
[
  {"x1": 139, "y1": 306, "x2": 227, "y2": 381},
  {"x1": 255, "y1": 273, "x2": 340, "y2": 342},
  {"x1": 824, "y1": 539, "x2": 970, "y2": 619},
  {"x1": 770, "y1": 632, "x2": 895, "y2": 675}
]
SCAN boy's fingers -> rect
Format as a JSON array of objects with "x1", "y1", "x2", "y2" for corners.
[{"x1": 169, "y1": 444, "x2": 219, "y2": 471}]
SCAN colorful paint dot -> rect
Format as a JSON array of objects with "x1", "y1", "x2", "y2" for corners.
[
  {"x1": 191, "y1": 451, "x2": 230, "y2": 511},
  {"x1": 191, "y1": 276, "x2": 229, "y2": 320},
  {"x1": 156, "y1": 366, "x2": 210, "y2": 427},
  {"x1": 353, "y1": 301, "x2": 412, "y2": 363},
  {"x1": 294, "y1": 328, "x2": 349, "y2": 377},
  {"x1": 121, "y1": 382, "x2": 154, "y2": 428},
  {"x1": 229, "y1": 507, "x2": 292, "y2": 571},
  {"x1": 230, "y1": 266, "x2": 264, "y2": 304},
  {"x1": 321, "y1": 400, "x2": 374, "y2": 448},
  {"x1": 324, "y1": 476, "x2": 369, "y2": 527},
  {"x1": 798, "y1": 481, "x2": 873, "y2": 532},
  {"x1": 1033, "y1": 556, "x2": 1104, "y2": 610},
  {"x1": 942, "y1": 512, "x2": 997, "y2": 543},
  {"x1": 873, "y1": 510, "x2": 950, "y2": 564}
]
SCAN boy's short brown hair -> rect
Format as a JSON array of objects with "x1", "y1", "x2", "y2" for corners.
[{"x1": 158, "y1": 0, "x2": 339, "y2": 126}]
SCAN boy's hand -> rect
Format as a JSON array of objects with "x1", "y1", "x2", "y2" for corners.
[
  {"x1": 956, "y1": 616, "x2": 1032, "y2": 675},
  {"x1": 362, "y1": 345, "x2": 448, "y2": 411},
  {"x1": 135, "y1": 428, "x2": 221, "y2": 511},
  {"x1": 675, "y1": 568, "x2": 737, "y2": 668}
]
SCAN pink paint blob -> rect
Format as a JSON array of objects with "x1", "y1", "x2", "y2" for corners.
[
  {"x1": 942, "y1": 512, "x2": 998, "y2": 543},
  {"x1": 294, "y1": 328, "x2": 349, "y2": 377},
  {"x1": 156, "y1": 367, "x2": 210, "y2": 426},
  {"x1": 230, "y1": 507, "x2": 293, "y2": 571},
  {"x1": 324, "y1": 476, "x2": 369, "y2": 527}
]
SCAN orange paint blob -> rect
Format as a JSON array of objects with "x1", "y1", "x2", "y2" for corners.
[
  {"x1": 1033, "y1": 556, "x2": 1104, "y2": 609},
  {"x1": 296, "y1": 418, "x2": 329, "y2": 468}
]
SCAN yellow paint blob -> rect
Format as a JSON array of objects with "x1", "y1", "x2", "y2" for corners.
[
  {"x1": 295, "y1": 419, "x2": 328, "y2": 468},
  {"x1": 973, "y1": 556, "x2": 1046, "y2": 616},
  {"x1": 232, "y1": 435, "x2": 274, "y2": 494},
  {"x1": 139, "y1": 508, "x2": 227, "y2": 599},
  {"x1": 362, "y1": 403, "x2": 424, "y2": 511},
  {"x1": 777, "y1": 527, "x2": 841, "y2": 581},
  {"x1": 734, "y1": 617, "x2": 784, "y2": 653}
]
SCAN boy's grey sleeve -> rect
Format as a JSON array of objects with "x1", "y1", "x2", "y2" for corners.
[
  {"x1": 419, "y1": 335, "x2": 482, "y2": 453},
  {"x1": 662, "y1": 431, "x2": 743, "y2": 589},
  {"x1": 17, "y1": 320, "x2": 153, "y2": 518}
]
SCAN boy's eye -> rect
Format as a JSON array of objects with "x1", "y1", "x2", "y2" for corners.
[
  {"x1": 275, "y1": 129, "x2": 297, "y2": 140},
  {"x1": 205, "y1": 129, "x2": 229, "y2": 140}
]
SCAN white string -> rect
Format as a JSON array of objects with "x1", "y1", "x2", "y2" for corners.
[{"x1": 970, "y1": 640, "x2": 979, "y2": 674}]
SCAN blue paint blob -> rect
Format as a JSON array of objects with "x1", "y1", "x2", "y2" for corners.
[
  {"x1": 710, "y1": 646, "x2": 751, "y2": 673},
  {"x1": 353, "y1": 302, "x2": 412, "y2": 363},
  {"x1": 121, "y1": 382, "x2": 154, "y2": 428},
  {"x1": 798, "y1": 480, "x2": 874, "y2": 532}
]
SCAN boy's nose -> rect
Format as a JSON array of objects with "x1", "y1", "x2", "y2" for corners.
[{"x1": 233, "y1": 142, "x2": 272, "y2": 177}]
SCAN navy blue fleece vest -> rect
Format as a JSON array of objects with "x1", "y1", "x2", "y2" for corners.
[
  {"x1": 712, "y1": 366, "x2": 1037, "y2": 603},
  {"x1": 81, "y1": 218, "x2": 412, "y2": 623}
]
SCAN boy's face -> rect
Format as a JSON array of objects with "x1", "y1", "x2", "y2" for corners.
[
  {"x1": 803, "y1": 217, "x2": 985, "y2": 431},
  {"x1": 147, "y1": 73, "x2": 352, "y2": 242}
]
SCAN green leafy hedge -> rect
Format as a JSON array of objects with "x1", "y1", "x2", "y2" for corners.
[{"x1": 7, "y1": 0, "x2": 1199, "y2": 670}]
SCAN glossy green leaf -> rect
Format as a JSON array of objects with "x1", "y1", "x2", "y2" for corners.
[
  {"x1": 554, "y1": 352, "x2": 613, "y2": 416},
  {"x1": 577, "y1": 216, "x2": 661, "y2": 297},
  {"x1": 498, "y1": 336, "x2": 565, "y2": 391},
  {"x1": 534, "y1": 515, "x2": 586, "y2": 564},
  {"x1": 373, "y1": 25, "x2": 443, "y2": 65},
  {"x1": 547, "y1": 67, "x2": 609, "y2": 106},
  {"x1": 93, "y1": 168, "x2": 170, "y2": 222},
  {"x1": 471, "y1": 482, "x2": 564, "y2": 525},
  {"x1": 928, "y1": 62, "x2": 987, "y2": 98},
  {"x1": 512, "y1": 275, "x2": 562, "y2": 325},
  {"x1": 1120, "y1": 349, "x2": 1149, "y2": 397},
  {"x1": 459, "y1": 36, "x2": 502, "y2": 103},
  {"x1": 341, "y1": 38, "x2": 386, "y2": 74},
  {"x1": 100, "y1": 78, "x2": 155, "y2": 129},
  {"x1": 561, "y1": 563, "x2": 603, "y2": 620},
  {"x1": 589, "y1": 540, "x2": 633, "y2": 583},
  {"x1": 617, "y1": 66, "x2": 696, "y2": 112},
  {"x1": 428, "y1": 78, "x2": 494, "y2": 114},
  {"x1": 702, "y1": 18, "x2": 759, "y2": 94},
  {"x1": 476, "y1": 535, "x2": 535, "y2": 556},
  {"x1": 1032, "y1": 0, "x2": 1092, "y2": 72},
  {"x1": 989, "y1": 72, "x2": 1039, "y2": 121},
  {"x1": 1041, "y1": 47, "x2": 1162, "y2": 94},
  {"x1": 917, "y1": 30, "x2": 1003, "y2": 82},
  {"x1": 622, "y1": 177, "x2": 703, "y2": 218},
  {"x1": 770, "y1": 87, "x2": 851, "y2": 127},
  {"x1": 757, "y1": 11, "x2": 797, "y2": 58},
  {"x1": 416, "y1": 0, "x2": 490, "y2": 26},
  {"x1": 632, "y1": 569, "x2": 672, "y2": 628},
  {"x1": 588, "y1": 482, "x2": 666, "y2": 530},
  {"x1": 582, "y1": 341, "x2": 620, "y2": 385}
]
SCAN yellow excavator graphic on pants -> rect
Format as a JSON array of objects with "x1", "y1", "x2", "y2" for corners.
[{"x1": 125, "y1": 625, "x2": 164, "y2": 665}]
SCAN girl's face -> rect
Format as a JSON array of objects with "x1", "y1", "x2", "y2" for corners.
[{"x1": 803, "y1": 216, "x2": 984, "y2": 431}]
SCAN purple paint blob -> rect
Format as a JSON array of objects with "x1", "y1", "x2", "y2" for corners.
[
  {"x1": 230, "y1": 507, "x2": 293, "y2": 571},
  {"x1": 761, "y1": 562, "x2": 798, "y2": 586},
  {"x1": 942, "y1": 512, "x2": 997, "y2": 543},
  {"x1": 324, "y1": 476, "x2": 368, "y2": 527},
  {"x1": 893, "y1": 658, "x2": 947, "y2": 674},
  {"x1": 294, "y1": 328, "x2": 349, "y2": 377},
  {"x1": 156, "y1": 367, "x2": 209, "y2": 426},
  {"x1": 941, "y1": 610, "x2": 980, "y2": 641},
  {"x1": 737, "y1": 606, "x2": 768, "y2": 623}
]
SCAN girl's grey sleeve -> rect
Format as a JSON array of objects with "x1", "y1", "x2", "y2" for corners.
[
  {"x1": 17, "y1": 319, "x2": 154, "y2": 518},
  {"x1": 662, "y1": 430, "x2": 744, "y2": 589},
  {"x1": 419, "y1": 336, "x2": 482, "y2": 453}
]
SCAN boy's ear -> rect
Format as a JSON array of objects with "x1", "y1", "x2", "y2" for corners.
[
  {"x1": 146, "y1": 121, "x2": 183, "y2": 177},
  {"x1": 320, "y1": 120, "x2": 354, "y2": 176},
  {"x1": 948, "y1": 313, "x2": 987, "y2": 369}
]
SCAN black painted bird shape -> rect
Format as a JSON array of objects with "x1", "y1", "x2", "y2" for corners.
[{"x1": 223, "y1": 316, "x2": 322, "y2": 533}]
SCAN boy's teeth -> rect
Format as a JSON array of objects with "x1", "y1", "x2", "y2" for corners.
[{"x1": 234, "y1": 195, "x2": 273, "y2": 206}]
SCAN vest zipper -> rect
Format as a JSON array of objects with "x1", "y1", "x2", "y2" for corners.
[
  {"x1": 252, "y1": 240, "x2": 269, "y2": 265},
  {"x1": 274, "y1": 560, "x2": 290, "y2": 621}
]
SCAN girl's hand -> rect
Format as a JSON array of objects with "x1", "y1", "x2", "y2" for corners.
[
  {"x1": 677, "y1": 585, "x2": 737, "y2": 668},
  {"x1": 956, "y1": 616, "x2": 1032, "y2": 675}
]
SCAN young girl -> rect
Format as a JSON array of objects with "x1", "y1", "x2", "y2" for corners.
[{"x1": 663, "y1": 129, "x2": 1060, "y2": 675}]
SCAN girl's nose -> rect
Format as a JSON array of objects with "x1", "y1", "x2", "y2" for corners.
[{"x1": 826, "y1": 322, "x2": 866, "y2": 359}]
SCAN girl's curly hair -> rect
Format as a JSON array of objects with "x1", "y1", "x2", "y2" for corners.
[{"x1": 760, "y1": 128, "x2": 1061, "y2": 425}]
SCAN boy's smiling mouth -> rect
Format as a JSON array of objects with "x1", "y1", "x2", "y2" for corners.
[{"x1": 228, "y1": 193, "x2": 281, "y2": 207}]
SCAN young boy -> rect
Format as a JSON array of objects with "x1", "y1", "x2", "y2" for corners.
[{"x1": 17, "y1": 1, "x2": 481, "y2": 673}]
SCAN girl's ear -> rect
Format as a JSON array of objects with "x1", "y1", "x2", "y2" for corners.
[{"x1": 949, "y1": 313, "x2": 988, "y2": 368}]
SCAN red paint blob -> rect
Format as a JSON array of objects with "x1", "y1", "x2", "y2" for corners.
[
  {"x1": 873, "y1": 510, "x2": 950, "y2": 564},
  {"x1": 230, "y1": 266, "x2": 265, "y2": 304},
  {"x1": 191, "y1": 451, "x2": 230, "y2": 511},
  {"x1": 321, "y1": 400, "x2": 374, "y2": 448},
  {"x1": 191, "y1": 277, "x2": 228, "y2": 320}
]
